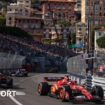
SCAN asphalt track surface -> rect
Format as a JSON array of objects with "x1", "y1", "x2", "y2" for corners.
[{"x1": 0, "y1": 73, "x2": 104, "y2": 105}]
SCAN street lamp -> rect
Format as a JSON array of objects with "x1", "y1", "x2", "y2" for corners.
[{"x1": 87, "y1": 1, "x2": 98, "y2": 75}]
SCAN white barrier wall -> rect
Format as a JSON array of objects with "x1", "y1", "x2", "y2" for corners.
[
  {"x1": 93, "y1": 76, "x2": 105, "y2": 95},
  {"x1": 86, "y1": 76, "x2": 105, "y2": 96},
  {"x1": 67, "y1": 55, "x2": 87, "y2": 75}
]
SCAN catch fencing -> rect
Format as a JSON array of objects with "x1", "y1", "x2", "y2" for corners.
[
  {"x1": 0, "y1": 52, "x2": 25, "y2": 69},
  {"x1": 67, "y1": 54, "x2": 87, "y2": 75}
]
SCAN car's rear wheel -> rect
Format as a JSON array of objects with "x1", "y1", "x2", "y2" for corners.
[
  {"x1": 38, "y1": 82, "x2": 49, "y2": 95},
  {"x1": 7, "y1": 79, "x2": 13, "y2": 88}
]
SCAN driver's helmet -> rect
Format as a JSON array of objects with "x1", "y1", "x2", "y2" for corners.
[
  {"x1": 0, "y1": 73, "x2": 2, "y2": 76},
  {"x1": 64, "y1": 75, "x2": 70, "y2": 81}
]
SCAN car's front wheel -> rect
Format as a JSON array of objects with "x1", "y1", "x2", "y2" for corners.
[
  {"x1": 59, "y1": 85, "x2": 72, "y2": 102},
  {"x1": 91, "y1": 86, "x2": 104, "y2": 103},
  {"x1": 7, "y1": 79, "x2": 13, "y2": 88}
]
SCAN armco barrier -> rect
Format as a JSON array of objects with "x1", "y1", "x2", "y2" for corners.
[
  {"x1": 68, "y1": 73, "x2": 85, "y2": 84},
  {"x1": 86, "y1": 76, "x2": 93, "y2": 90}
]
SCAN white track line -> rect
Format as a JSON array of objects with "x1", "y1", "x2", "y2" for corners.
[
  {"x1": 9, "y1": 95, "x2": 23, "y2": 105},
  {"x1": 16, "y1": 91, "x2": 26, "y2": 96}
]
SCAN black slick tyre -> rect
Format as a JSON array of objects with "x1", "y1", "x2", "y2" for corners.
[{"x1": 38, "y1": 82, "x2": 49, "y2": 95}]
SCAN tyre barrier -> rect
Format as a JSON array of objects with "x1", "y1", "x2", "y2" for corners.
[
  {"x1": 68, "y1": 73, "x2": 85, "y2": 85},
  {"x1": 86, "y1": 76, "x2": 93, "y2": 90}
]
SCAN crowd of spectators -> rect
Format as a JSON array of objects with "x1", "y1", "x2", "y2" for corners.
[
  {"x1": 0, "y1": 35, "x2": 35, "y2": 56},
  {"x1": 0, "y1": 34, "x2": 76, "y2": 58}
]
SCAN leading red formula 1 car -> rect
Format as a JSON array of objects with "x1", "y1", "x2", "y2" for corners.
[{"x1": 37, "y1": 76, "x2": 104, "y2": 103}]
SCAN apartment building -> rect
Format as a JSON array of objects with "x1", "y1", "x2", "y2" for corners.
[
  {"x1": 6, "y1": 0, "x2": 76, "y2": 43},
  {"x1": 41, "y1": 0, "x2": 76, "y2": 44},
  {"x1": 75, "y1": 0, "x2": 81, "y2": 13},
  {"x1": 81, "y1": 0, "x2": 105, "y2": 25},
  {"x1": 81, "y1": 0, "x2": 105, "y2": 50},
  {"x1": 6, "y1": 0, "x2": 43, "y2": 41},
  {"x1": 76, "y1": 22, "x2": 88, "y2": 42}
]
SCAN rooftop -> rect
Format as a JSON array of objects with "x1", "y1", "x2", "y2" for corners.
[{"x1": 97, "y1": 27, "x2": 105, "y2": 31}]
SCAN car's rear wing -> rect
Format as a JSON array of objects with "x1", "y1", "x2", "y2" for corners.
[{"x1": 44, "y1": 77, "x2": 64, "y2": 82}]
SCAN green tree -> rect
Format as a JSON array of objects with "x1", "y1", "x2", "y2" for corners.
[
  {"x1": 97, "y1": 36, "x2": 105, "y2": 48},
  {"x1": 58, "y1": 20, "x2": 71, "y2": 28},
  {"x1": 0, "y1": 16, "x2": 6, "y2": 26},
  {"x1": 0, "y1": 26, "x2": 33, "y2": 39},
  {"x1": 91, "y1": 25, "x2": 105, "y2": 49}
]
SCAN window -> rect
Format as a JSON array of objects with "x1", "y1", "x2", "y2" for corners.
[
  {"x1": 20, "y1": 9, "x2": 22, "y2": 12},
  {"x1": 99, "y1": 13, "x2": 102, "y2": 16},
  {"x1": 9, "y1": 9, "x2": 12, "y2": 11},
  {"x1": 98, "y1": 32, "x2": 102, "y2": 36},
  {"x1": 79, "y1": 28, "x2": 82, "y2": 31},
  {"x1": 15, "y1": 9, "x2": 17, "y2": 11},
  {"x1": 95, "y1": 21, "x2": 98, "y2": 25},
  {"x1": 9, "y1": 21, "x2": 11, "y2": 25},
  {"x1": 9, "y1": 17, "x2": 12, "y2": 20},
  {"x1": 26, "y1": 5, "x2": 29, "y2": 7},
  {"x1": 19, "y1": 0, "x2": 23, "y2": 3},
  {"x1": 26, "y1": 0, "x2": 29, "y2": 3},
  {"x1": 77, "y1": 4, "x2": 81, "y2": 7}
]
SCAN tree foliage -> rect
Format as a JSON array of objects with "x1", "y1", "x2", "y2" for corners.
[
  {"x1": 92, "y1": 25, "x2": 105, "y2": 48},
  {"x1": 0, "y1": 16, "x2": 6, "y2": 26},
  {"x1": 0, "y1": 26, "x2": 33, "y2": 39},
  {"x1": 58, "y1": 20, "x2": 71, "y2": 27}
]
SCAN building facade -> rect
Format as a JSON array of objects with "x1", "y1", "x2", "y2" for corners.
[
  {"x1": 6, "y1": 0, "x2": 76, "y2": 43},
  {"x1": 74, "y1": 0, "x2": 81, "y2": 13},
  {"x1": 6, "y1": 0, "x2": 43, "y2": 41},
  {"x1": 42, "y1": 0, "x2": 76, "y2": 26},
  {"x1": 81, "y1": 0, "x2": 105, "y2": 51},
  {"x1": 41, "y1": 0, "x2": 76, "y2": 44},
  {"x1": 76, "y1": 22, "x2": 88, "y2": 42},
  {"x1": 81, "y1": 0, "x2": 105, "y2": 25},
  {"x1": 75, "y1": 22, "x2": 88, "y2": 52}
]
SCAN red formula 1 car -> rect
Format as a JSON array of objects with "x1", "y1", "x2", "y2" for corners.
[
  {"x1": 38, "y1": 76, "x2": 104, "y2": 103},
  {"x1": 0, "y1": 73, "x2": 13, "y2": 88}
]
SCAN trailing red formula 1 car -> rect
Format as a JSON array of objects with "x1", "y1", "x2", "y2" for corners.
[
  {"x1": 0, "y1": 73, "x2": 13, "y2": 88},
  {"x1": 11, "y1": 69, "x2": 28, "y2": 77},
  {"x1": 37, "y1": 76, "x2": 104, "y2": 103}
]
